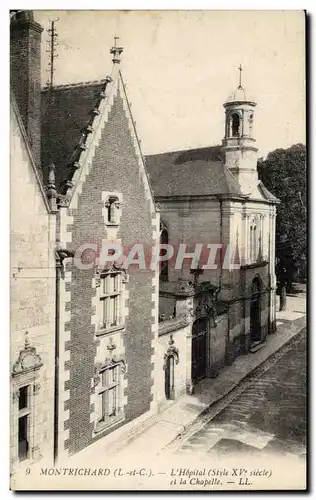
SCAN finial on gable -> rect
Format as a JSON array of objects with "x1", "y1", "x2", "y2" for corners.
[
  {"x1": 110, "y1": 36, "x2": 123, "y2": 64},
  {"x1": 47, "y1": 163, "x2": 56, "y2": 193},
  {"x1": 47, "y1": 163, "x2": 58, "y2": 212}
]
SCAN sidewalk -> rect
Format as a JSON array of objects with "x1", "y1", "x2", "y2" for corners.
[
  {"x1": 115, "y1": 292, "x2": 306, "y2": 458},
  {"x1": 72, "y1": 291, "x2": 306, "y2": 462}
]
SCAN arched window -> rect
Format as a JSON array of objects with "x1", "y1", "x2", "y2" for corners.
[
  {"x1": 160, "y1": 222, "x2": 169, "y2": 282},
  {"x1": 107, "y1": 196, "x2": 118, "y2": 224},
  {"x1": 249, "y1": 220, "x2": 258, "y2": 262},
  {"x1": 249, "y1": 112, "x2": 254, "y2": 137},
  {"x1": 103, "y1": 193, "x2": 122, "y2": 226},
  {"x1": 252, "y1": 224, "x2": 257, "y2": 262},
  {"x1": 163, "y1": 336, "x2": 179, "y2": 400},
  {"x1": 231, "y1": 113, "x2": 240, "y2": 137}
]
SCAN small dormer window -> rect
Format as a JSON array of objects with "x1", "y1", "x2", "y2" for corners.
[
  {"x1": 107, "y1": 196, "x2": 118, "y2": 224},
  {"x1": 102, "y1": 192, "x2": 123, "y2": 227}
]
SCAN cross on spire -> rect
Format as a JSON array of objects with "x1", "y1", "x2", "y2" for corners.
[
  {"x1": 238, "y1": 64, "x2": 243, "y2": 89},
  {"x1": 110, "y1": 35, "x2": 123, "y2": 64}
]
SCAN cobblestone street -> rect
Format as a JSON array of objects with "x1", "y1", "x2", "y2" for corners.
[{"x1": 172, "y1": 328, "x2": 306, "y2": 459}]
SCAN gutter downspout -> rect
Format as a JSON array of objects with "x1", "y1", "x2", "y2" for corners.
[
  {"x1": 54, "y1": 253, "x2": 62, "y2": 464},
  {"x1": 219, "y1": 196, "x2": 223, "y2": 290}
]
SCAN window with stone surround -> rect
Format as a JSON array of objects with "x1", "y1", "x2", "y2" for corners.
[
  {"x1": 99, "y1": 364, "x2": 121, "y2": 421},
  {"x1": 94, "y1": 359, "x2": 126, "y2": 433},
  {"x1": 97, "y1": 271, "x2": 123, "y2": 333},
  {"x1": 249, "y1": 220, "x2": 258, "y2": 263},
  {"x1": 231, "y1": 113, "x2": 241, "y2": 137},
  {"x1": 11, "y1": 334, "x2": 43, "y2": 470},
  {"x1": 103, "y1": 194, "x2": 122, "y2": 226},
  {"x1": 18, "y1": 385, "x2": 30, "y2": 461}
]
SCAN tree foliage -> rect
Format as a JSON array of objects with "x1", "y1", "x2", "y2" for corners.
[{"x1": 257, "y1": 144, "x2": 307, "y2": 262}]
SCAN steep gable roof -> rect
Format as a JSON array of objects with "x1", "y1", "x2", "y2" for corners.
[
  {"x1": 41, "y1": 71, "x2": 156, "y2": 213},
  {"x1": 248, "y1": 180, "x2": 280, "y2": 202},
  {"x1": 41, "y1": 80, "x2": 108, "y2": 191},
  {"x1": 145, "y1": 146, "x2": 243, "y2": 198}
]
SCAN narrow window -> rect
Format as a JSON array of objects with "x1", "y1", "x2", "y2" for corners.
[
  {"x1": 253, "y1": 225, "x2": 257, "y2": 262},
  {"x1": 18, "y1": 385, "x2": 30, "y2": 461},
  {"x1": 160, "y1": 224, "x2": 169, "y2": 282},
  {"x1": 231, "y1": 113, "x2": 240, "y2": 137},
  {"x1": 249, "y1": 113, "x2": 254, "y2": 136},
  {"x1": 249, "y1": 226, "x2": 253, "y2": 263},
  {"x1": 107, "y1": 197, "x2": 119, "y2": 224}
]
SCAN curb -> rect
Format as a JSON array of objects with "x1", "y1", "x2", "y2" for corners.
[
  {"x1": 161, "y1": 322, "x2": 306, "y2": 451},
  {"x1": 110, "y1": 321, "x2": 306, "y2": 456}
]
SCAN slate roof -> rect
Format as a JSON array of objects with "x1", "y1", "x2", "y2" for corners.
[
  {"x1": 258, "y1": 181, "x2": 279, "y2": 202},
  {"x1": 41, "y1": 82, "x2": 276, "y2": 203},
  {"x1": 41, "y1": 80, "x2": 108, "y2": 190},
  {"x1": 145, "y1": 146, "x2": 243, "y2": 198}
]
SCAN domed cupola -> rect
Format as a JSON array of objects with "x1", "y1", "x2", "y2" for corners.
[{"x1": 221, "y1": 66, "x2": 259, "y2": 194}]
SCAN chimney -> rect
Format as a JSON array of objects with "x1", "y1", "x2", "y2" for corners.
[{"x1": 10, "y1": 11, "x2": 43, "y2": 167}]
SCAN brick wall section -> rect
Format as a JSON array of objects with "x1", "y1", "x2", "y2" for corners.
[
  {"x1": 64, "y1": 89, "x2": 156, "y2": 455},
  {"x1": 10, "y1": 16, "x2": 43, "y2": 167}
]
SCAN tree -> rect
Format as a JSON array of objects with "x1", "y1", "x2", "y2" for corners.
[{"x1": 258, "y1": 144, "x2": 307, "y2": 288}]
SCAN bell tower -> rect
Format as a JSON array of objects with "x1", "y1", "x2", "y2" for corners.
[{"x1": 221, "y1": 66, "x2": 258, "y2": 194}]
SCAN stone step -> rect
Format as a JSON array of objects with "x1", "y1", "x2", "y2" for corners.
[{"x1": 249, "y1": 341, "x2": 266, "y2": 353}]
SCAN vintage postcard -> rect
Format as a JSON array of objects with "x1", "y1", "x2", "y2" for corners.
[{"x1": 10, "y1": 9, "x2": 306, "y2": 491}]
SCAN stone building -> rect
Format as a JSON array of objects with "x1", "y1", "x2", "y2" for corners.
[
  {"x1": 11, "y1": 11, "x2": 160, "y2": 465},
  {"x1": 146, "y1": 71, "x2": 279, "y2": 399},
  {"x1": 10, "y1": 96, "x2": 56, "y2": 475},
  {"x1": 40, "y1": 52, "x2": 160, "y2": 459},
  {"x1": 10, "y1": 11, "x2": 57, "y2": 480},
  {"x1": 10, "y1": 10, "x2": 278, "y2": 466}
]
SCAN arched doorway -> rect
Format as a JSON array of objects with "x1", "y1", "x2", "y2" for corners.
[
  {"x1": 164, "y1": 338, "x2": 179, "y2": 400},
  {"x1": 165, "y1": 355, "x2": 175, "y2": 400},
  {"x1": 250, "y1": 277, "x2": 262, "y2": 343},
  {"x1": 191, "y1": 318, "x2": 208, "y2": 383}
]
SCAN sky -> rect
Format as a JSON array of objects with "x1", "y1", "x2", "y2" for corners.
[{"x1": 34, "y1": 10, "x2": 306, "y2": 158}]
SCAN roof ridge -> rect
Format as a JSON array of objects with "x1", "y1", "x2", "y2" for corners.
[
  {"x1": 146, "y1": 144, "x2": 222, "y2": 158},
  {"x1": 59, "y1": 75, "x2": 113, "y2": 197},
  {"x1": 41, "y1": 79, "x2": 108, "y2": 92}
]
